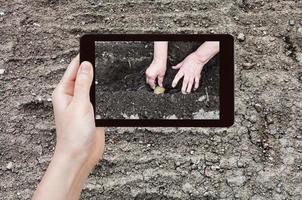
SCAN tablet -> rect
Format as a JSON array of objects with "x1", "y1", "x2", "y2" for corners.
[{"x1": 80, "y1": 34, "x2": 234, "y2": 127}]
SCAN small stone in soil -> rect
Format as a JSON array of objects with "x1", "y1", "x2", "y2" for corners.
[
  {"x1": 129, "y1": 114, "x2": 139, "y2": 119},
  {"x1": 296, "y1": 52, "x2": 302, "y2": 64},
  {"x1": 198, "y1": 95, "x2": 207, "y2": 102},
  {"x1": 266, "y1": 115, "x2": 274, "y2": 124},
  {"x1": 6, "y1": 161, "x2": 13, "y2": 170},
  {"x1": 249, "y1": 115, "x2": 257, "y2": 123},
  {"x1": 254, "y1": 103, "x2": 262, "y2": 112},
  {"x1": 237, "y1": 33, "x2": 245, "y2": 42},
  {"x1": 233, "y1": 16, "x2": 239, "y2": 21},
  {"x1": 36, "y1": 96, "x2": 43, "y2": 102},
  {"x1": 242, "y1": 62, "x2": 255, "y2": 69},
  {"x1": 0, "y1": 69, "x2": 5, "y2": 75},
  {"x1": 288, "y1": 19, "x2": 295, "y2": 26},
  {"x1": 276, "y1": 183, "x2": 282, "y2": 193},
  {"x1": 166, "y1": 114, "x2": 178, "y2": 119}
]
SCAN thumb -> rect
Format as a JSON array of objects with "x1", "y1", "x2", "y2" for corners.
[
  {"x1": 74, "y1": 61, "x2": 93, "y2": 102},
  {"x1": 172, "y1": 61, "x2": 183, "y2": 69}
]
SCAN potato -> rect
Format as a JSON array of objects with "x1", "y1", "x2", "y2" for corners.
[{"x1": 154, "y1": 86, "x2": 165, "y2": 94}]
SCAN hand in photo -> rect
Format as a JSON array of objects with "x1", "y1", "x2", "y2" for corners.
[
  {"x1": 33, "y1": 55, "x2": 105, "y2": 200},
  {"x1": 145, "y1": 41, "x2": 168, "y2": 89},
  {"x1": 172, "y1": 41, "x2": 220, "y2": 94}
]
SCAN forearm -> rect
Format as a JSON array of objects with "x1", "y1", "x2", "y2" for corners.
[
  {"x1": 194, "y1": 41, "x2": 220, "y2": 64},
  {"x1": 33, "y1": 150, "x2": 96, "y2": 200},
  {"x1": 153, "y1": 41, "x2": 168, "y2": 62}
]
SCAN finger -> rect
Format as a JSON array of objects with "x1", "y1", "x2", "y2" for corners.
[
  {"x1": 52, "y1": 55, "x2": 79, "y2": 111},
  {"x1": 147, "y1": 77, "x2": 156, "y2": 89},
  {"x1": 61, "y1": 54, "x2": 80, "y2": 83},
  {"x1": 158, "y1": 75, "x2": 164, "y2": 87},
  {"x1": 194, "y1": 76, "x2": 200, "y2": 90},
  {"x1": 186, "y1": 78, "x2": 194, "y2": 94},
  {"x1": 172, "y1": 70, "x2": 184, "y2": 88},
  {"x1": 73, "y1": 61, "x2": 93, "y2": 103},
  {"x1": 58, "y1": 55, "x2": 80, "y2": 96},
  {"x1": 172, "y1": 61, "x2": 183, "y2": 69},
  {"x1": 181, "y1": 77, "x2": 189, "y2": 94}
]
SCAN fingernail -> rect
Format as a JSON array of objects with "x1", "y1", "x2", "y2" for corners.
[{"x1": 81, "y1": 61, "x2": 91, "y2": 73}]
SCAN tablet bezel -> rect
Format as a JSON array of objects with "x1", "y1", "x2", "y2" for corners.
[{"x1": 80, "y1": 34, "x2": 234, "y2": 127}]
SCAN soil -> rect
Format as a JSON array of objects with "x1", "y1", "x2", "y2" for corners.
[
  {"x1": 1, "y1": 0, "x2": 302, "y2": 200},
  {"x1": 95, "y1": 41, "x2": 220, "y2": 119}
]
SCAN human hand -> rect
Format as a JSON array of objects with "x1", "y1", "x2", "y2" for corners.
[
  {"x1": 52, "y1": 55, "x2": 105, "y2": 164},
  {"x1": 171, "y1": 52, "x2": 204, "y2": 94},
  {"x1": 172, "y1": 41, "x2": 219, "y2": 94},
  {"x1": 145, "y1": 58, "x2": 167, "y2": 89},
  {"x1": 33, "y1": 55, "x2": 105, "y2": 200}
]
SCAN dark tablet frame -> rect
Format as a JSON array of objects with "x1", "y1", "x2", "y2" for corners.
[{"x1": 80, "y1": 34, "x2": 234, "y2": 127}]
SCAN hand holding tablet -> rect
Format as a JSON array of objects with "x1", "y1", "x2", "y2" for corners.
[{"x1": 33, "y1": 56, "x2": 105, "y2": 200}]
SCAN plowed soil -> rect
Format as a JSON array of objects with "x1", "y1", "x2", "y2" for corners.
[
  {"x1": 0, "y1": 0, "x2": 302, "y2": 199},
  {"x1": 95, "y1": 41, "x2": 220, "y2": 119}
]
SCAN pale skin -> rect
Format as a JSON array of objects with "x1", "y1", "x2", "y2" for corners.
[
  {"x1": 146, "y1": 41, "x2": 220, "y2": 94},
  {"x1": 145, "y1": 41, "x2": 168, "y2": 89},
  {"x1": 33, "y1": 55, "x2": 105, "y2": 200},
  {"x1": 32, "y1": 42, "x2": 219, "y2": 199}
]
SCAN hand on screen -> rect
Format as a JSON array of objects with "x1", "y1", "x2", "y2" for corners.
[
  {"x1": 145, "y1": 58, "x2": 167, "y2": 89},
  {"x1": 52, "y1": 55, "x2": 105, "y2": 163},
  {"x1": 171, "y1": 52, "x2": 204, "y2": 94},
  {"x1": 172, "y1": 41, "x2": 220, "y2": 94}
]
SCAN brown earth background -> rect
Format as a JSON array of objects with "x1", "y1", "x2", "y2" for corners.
[{"x1": 0, "y1": 0, "x2": 302, "y2": 199}]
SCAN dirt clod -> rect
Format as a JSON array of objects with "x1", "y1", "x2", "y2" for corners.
[
  {"x1": 254, "y1": 103, "x2": 262, "y2": 112},
  {"x1": 237, "y1": 33, "x2": 246, "y2": 42},
  {"x1": 0, "y1": 69, "x2": 5, "y2": 75},
  {"x1": 6, "y1": 162, "x2": 13, "y2": 170},
  {"x1": 288, "y1": 19, "x2": 295, "y2": 26},
  {"x1": 242, "y1": 62, "x2": 255, "y2": 70}
]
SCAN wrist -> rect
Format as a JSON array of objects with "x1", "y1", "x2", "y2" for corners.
[
  {"x1": 34, "y1": 149, "x2": 93, "y2": 200},
  {"x1": 53, "y1": 144, "x2": 96, "y2": 169},
  {"x1": 153, "y1": 56, "x2": 167, "y2": 64},
  {"x1": 193, "y1": 41, "x2": 219, "y2": 64},
  {"x1": 191, "y1": 51, "x2": 208, "y2": 65},
  {"x1": 53, "y1": 149, "x2": 87, "y2": 168}
]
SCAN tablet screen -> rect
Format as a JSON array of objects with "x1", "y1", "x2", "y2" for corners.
[
  {"x1": 80, "y1": 34, "x2": 233, "y2": 127},
  {"x1": 95, "y1": 41, "x2": 219, "y2": 120}
]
